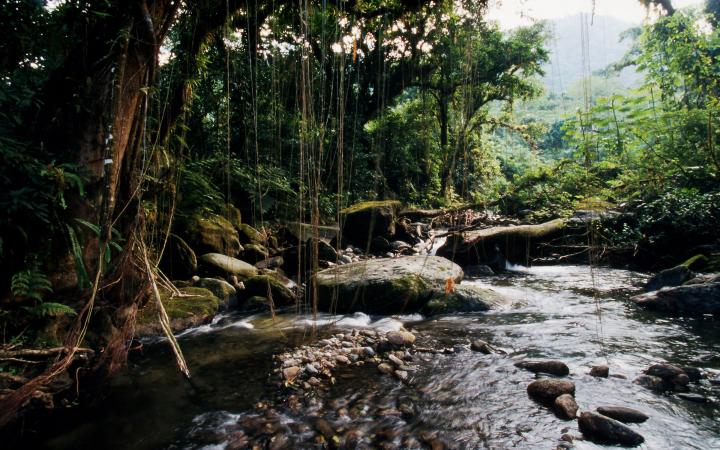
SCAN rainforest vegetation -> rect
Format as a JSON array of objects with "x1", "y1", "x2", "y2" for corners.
[{"x1": 1, "y1": 0, "x2": 719, "y2": 447}]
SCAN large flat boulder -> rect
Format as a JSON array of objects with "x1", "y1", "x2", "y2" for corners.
[
  {"x1": 631, "y1": 282, "x2": 720, "y2": 315},
  {"x1": 315, "y1": 256, "x2": 463, "y2": 314}
]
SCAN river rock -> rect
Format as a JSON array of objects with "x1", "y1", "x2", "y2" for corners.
[
  {"x1": 590, "y1": 364, "x2": 609, "y2": 378},
  {"x1": 631, "y1": 281, "x2": 720, "y2": 315},
  {"x1": 554, "y1": 394, "x2": 579, "y2": 420},
  {"x1": 645, "y1": 265, "x2": 694, "y2": 292},
  {"x1": 596, "y1": 406, "x2": 649, "y2": 423},
  {"x1": 255, "y1": 256, "x2": 284, "y2": 270},
  {"x1": 645, "y1": 363, "x2": 690, "y2": 389},
  {"x1": 578, "y1": 412, "x2": 644, "y2": 446},
  {"x1": 340, "y1": 200, "x2": 402, "y2": 248},
  {"x1": 237, "y1": 223, "x2": 264, "y2": 245},
  {"x1": 199, "y1": 253, "x2": 258, "y2": 278},
  {"x1": 387, "y1": 331, "x2": 416, "y2": 346},
  {"x1": 314, "y1": 256, "x2": 463, "y2": 314},
  {"x1": 185, "y1": 212, "x2": 242, "y2": 256},
  {"x1": 388, "y1": 354, "x2": 404, "y2": 366},
  {"x1": 282, "y1": 366, "x2": 301, "y2": 382},
  {"x1": 159, "y1": 234, "x2": 197, "y2": 279},
  {"x1": 242, "y1": 243, "x2": 269, "y2": 262},
  {"x1": 198, "y1": 278, "x2": 237, "y2": 306},
  {"x1": 634, "y1": 374, "x2": 665, "y2": 391},
  {"x1": 378, "y1": 363, "x2": 394, "y2": 375},
  {"x1": 677, "y1": 393, "x2": 707, "y2": 403},
  {"x1": 135, "y1": 287, "x2": 220, "y2": 336},
  {"x1": 527, "y1": 379, "x2": 575, "y2": 403},
  {"x1": 394, "y1": 370, "x2": 409, "y2": 381},
  {"x1": 423, "y1": 284, "x2": 508, "y2": 315},
  {"x1": 470, "y1": 339, "x2": 493, "y2": 354},
  {"x1": 465, "y1": 265, "x2": 495, "y2": 277},
  {"x1": 242, "y1": 274, "x2": 296, "y2": 306},
  {"x1": 515, "y1": 360, "x2": 570, "y2": 376}
]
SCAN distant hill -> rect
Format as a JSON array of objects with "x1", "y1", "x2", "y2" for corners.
[{"x1": 543, "y1": 14, "x2": 640, "y2": 94}]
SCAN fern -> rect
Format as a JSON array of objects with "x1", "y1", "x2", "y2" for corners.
[
  {"x1": 11, "y1": 268, "x2": 53, "y2": 302},
  {"x1": 66, "y1": 224, "x2": 91, "y2": 288},
  {"x1": 23, "y1": 302, "x2": 77, "y2": 317}
]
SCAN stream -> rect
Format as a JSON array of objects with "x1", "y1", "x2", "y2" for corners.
[{"x1": 39, "y1": 265, "x2": 719, "y2": 449}]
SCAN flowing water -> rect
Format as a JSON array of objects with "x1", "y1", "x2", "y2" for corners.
[{"x1": 37, "y1": 265, "x2": 720, "y2": 449}]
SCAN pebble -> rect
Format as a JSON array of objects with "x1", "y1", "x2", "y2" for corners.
[
  {"x1": 378, "y1": 363, "x2": 394, "y2": 375},
  {"x1": 388, "y1": 354, "x2": 404, "y2": 367},
  {"x1": 282, "y1": 366, "x2": 301, "y2": 382},
  {"x1": 335, "y1": 355, "x2": 350, "y2": 364},
  {"x1": 394, "y1": 370, "x2": 409, "y2": 381},
  {"x1": 361, "y1": 346, "x2": 376, "y2": 357},
  {"x1": 386, "y1": 331, "x2": 416, "y2": 346}
]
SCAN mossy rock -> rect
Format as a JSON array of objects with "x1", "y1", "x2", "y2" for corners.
[
  {"x1": 238, "y1": 223, "x2": 264, "y2": 245},
  {"x1": 135, "y1": 287, "x2": 220, "y2": 336},
  {"x1": 315, "y1": 256, "x2": 462, "y2": 314},
  {"x1": 223, "y1": 204, "x2": 242, "y2": 230},
  {"x1": 242, "y1": 274, "x2": 296, "y2": 306},
  {"x1": 242, "y1": 243, "x2": 270, "y2": 262},
  {"x1": 199, "y1": 253, "x2": 258, "y2": 279},
  {"x1": 184, "y1": 212, "x2": 242, "y2": 257},
  {"x1": 423, "y1": 284, "x2": 508, "y2": 315},
  {"x1": 340, "y1": 200, "x2": 402, "y2": 248},
  {"x1": 681, "y1": 254, "x2": 709, "y2": 271}
]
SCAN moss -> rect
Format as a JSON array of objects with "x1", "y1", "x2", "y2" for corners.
[
  {"x1": 238, "y1": 223, "x2": 264, "y2": 245},
  {"x1": 136, "y1": 287, "x2": 220, "y2": 329},
  {"x1": 340, "y1": 200, "x2": 402, "y2": 215},
  {"x1": 243, "y1": 274, "x2": 296, "y2": 306},
  {"x1": 681, "y1": 254, "x2": 709, "y2": 271}
]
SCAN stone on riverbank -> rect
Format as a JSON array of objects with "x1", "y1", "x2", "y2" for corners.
[
  {"x1": 185, "y1": 212, "x2": 242, "y2": 256},
  {"x1": 159, "y1": 234, "x2": 197, "y2": 279},
  {"x1": 578, "y1": 412, "x2": 644, "y2": 446},
  {"x1": 645, "y1": 265, "x2": 693, "y2": 292},
  {"x1": 631, "y1": 281, "x2": 720, "y2": 315},
  {"x1": 340, "y1": 200, "x2": 401, "y2": 248},
  {"x1": 242, "y1": 274, "x2": 296, "y2": 306},
  {"x1": 315, "y1": 256, "x2": 463, "y2": 314},
  {"x1": 135, "y1": 287, "x2": 220, "y2": 336}
]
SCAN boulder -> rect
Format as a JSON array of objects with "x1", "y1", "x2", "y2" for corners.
[
  {"x1": 423, "y1": 284, "x2": 507, "y2": 315},
  {"x1": 159, "y1": 234, "x2": 197, "y2": 279},
  {"x1": 470, "y1": 339, "x2": 493, "y2": 354},
  {"x1": 199, "y1": 253, "x2": 258, "y2": 279},
  {"x1": 314, "y1": 239, "x2": 338, "y2": 262},
  {"x1": 631, "y1": 281, "x2": 720, "y2": 315},
  {"x1": 237, "y1": 223, "x2": 264, "y2": 245},
  {"x1": 340, "y1": 200, "x2": 402, "y2": 248},
  {"x1": 436, "y1": 218, "x2": 567, "y2": 268},
  {"x1": 314, "y1": 256, "x2": 463, "y2": 314},
  {"x1": 386, "y1": 331, "x2": 416, "y2": 347},
  {"x1": 596, "y1": 406, "x2": 649, "y2": 424},
  {"x1": 255, "y1": 256, "x2": 284, "y2": 270},
  {"x1": 645, "y1": 265, "x2": 693, "y2": 292},
  {"x1": 184, "y1": 212, "x2": 242, "y2": 256},
  {"x1": 554, "y1": 394, "x2": 578, "y2": 420},
  {"x1": 515, "y1": 360, "x2": 570, "y2": 377},
  {"x1": 135, "y1": 287, "x2": 220, "y2": 336},
  {"x1": 465, "y1": 265, "x2": 495, "y2": 277},
  {"x1": 527, "y1": 379, "x2": 575, "y2": 403},
  {"x1": 242, "y1": 274, "x2": 296, "y2": 306},
  {"x1": 242, "y1": 243, "x2": 270, "y2": 262},
  {"x1": 198, "y1": 278, "x2": 237, "y2": 307},
  {"x1": 578, "y1": 412, "x2": 644, "y2": 447},
  {"x1": 633, "y1": 375, "x2": 664, "y2": 391}
]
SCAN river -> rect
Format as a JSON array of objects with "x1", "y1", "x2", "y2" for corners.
[{"x1": 39, "y1": 265, "x2": 719, "y2": 449}]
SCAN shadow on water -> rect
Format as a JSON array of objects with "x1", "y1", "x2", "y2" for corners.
[{"x1": 32, "y1": 265, "x2": 720, "y2": 449}]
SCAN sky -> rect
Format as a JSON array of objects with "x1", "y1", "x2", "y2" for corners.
[{"x1": 486, "y1": 0, "x2": 706, "y2": 29}]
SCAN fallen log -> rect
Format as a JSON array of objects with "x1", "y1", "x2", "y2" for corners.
[
  {"x1": 436, "y1": 218, "x2": 568, "y2": 268},
  {"x1": 0, "y1": 347, "x2": 95, "y2": 360}
]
